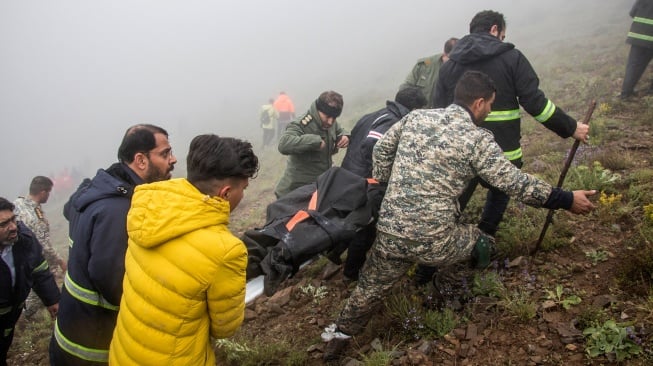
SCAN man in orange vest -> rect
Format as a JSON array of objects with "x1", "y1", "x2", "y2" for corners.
[{"x1": 273, "y1": 91, "x2": 295, "y2": 140}]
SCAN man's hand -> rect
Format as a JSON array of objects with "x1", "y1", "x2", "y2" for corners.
[
  {"x1": 569, "y1": 190, "x2": 597, "y2": 214},
  {"x1": 47, "y1": 303, "x2": 59, "y2": 319},
  {"x1": 572, "y1": 123, "x2": 590, "y2": 144},
  {"x1": 336, "y1": 135, "x2": 349, "y2": 148}
]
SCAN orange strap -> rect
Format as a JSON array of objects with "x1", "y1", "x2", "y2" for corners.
[
  {"x1": 285, "y1": 191, "x2": 318, "y2": 231},
  {"x1": 366, "y1": 178, "x2": 378, "y2": 184}
]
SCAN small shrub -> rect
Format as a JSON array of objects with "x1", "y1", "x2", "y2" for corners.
[
  {"x1": 585, "y1": 249, "x2": 609, "y2": 265},
  {"x1": 385, "y1": 293, "x2": 458, "y2": 341},
  {"x1": 583, "y1": 320, "x2": 642, "y2": 362},
  {"x1": 471, "y1": 271, "x2": 506, "y2": 298},
  {"x1": 577, "y1": 306, "x2": 609, "y2": 330},
  {"x1": 422, "y1": 308, "x2": 458, "y2": 337},
  {"x1": 566, "y1": 161, "x2": 621, "y2": 193},
  {"x1": 616, "y1": 231, "x2": 653, "y2": 296},
  {"x1": 359, "y1": 342, "x2": 400, "y2": 366},
  {"x1": 298, "y1": 283, "x2": 328, "y2": 305},
  {"x1": 215, "y1": 337, "x2": 308, "y2": 366},
  {"x1": 544, "y1": 284, "x2": 581, "y2": 310},
  {"x1": 501, "y1": 290, "x2": 537, "y2": 322}
]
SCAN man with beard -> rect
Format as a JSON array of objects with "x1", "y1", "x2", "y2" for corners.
[
  {"x1": 0, "y1": 197, "x2": 60, "y2": 366},
  {"x1": 50, "y1": 124, "x2": 177, "y2": 365},
  {"x1": 322, "y1": 71, "x2": 596, "y2": 361}
]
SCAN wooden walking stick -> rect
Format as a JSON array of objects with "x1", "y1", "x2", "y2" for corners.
[{"x1": 530, "y1": 100, "x2": 596, "y2": 256}]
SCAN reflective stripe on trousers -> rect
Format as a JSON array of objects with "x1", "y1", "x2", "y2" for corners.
[{"x1": 53, "y1": 319, "x2": 109, "y2": 362}]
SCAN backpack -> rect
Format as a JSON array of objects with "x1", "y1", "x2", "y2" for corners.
[{"x1": 260, "y1": 109, "x2": 271, "y2": 126}]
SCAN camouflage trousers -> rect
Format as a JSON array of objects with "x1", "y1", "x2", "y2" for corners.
[{"x1": 336, "y1": 226, "x2": 479, "y2": 335}]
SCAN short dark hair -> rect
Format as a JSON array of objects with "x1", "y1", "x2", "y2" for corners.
[
  {"x1": 443, "y1": 37, "x2": 459, "y2": 54},
  {"x1": 117, "y1": 124, "x2": 169, "y2": 164},
  {"x1": 395, "y1": 86, "x2": 427, "y2": 110},
  {"x1": 454, "y1": 71, "x2": 497, "y2": 106},
  {"x1": 470, "y1": 10, "x2": 505, "y2": 34},
  {"x1": 29, "y1": 176, "x2": 54, "y2": 195},
  {"x1": 186, "y1": 134, "x2": 259, "y2": 185},
  {"x1": 316, "y1": 90, "x2": 344, "y2": 118},
  {"x1": 0, "y1": 197, "x2": 14, "y2": 212}
]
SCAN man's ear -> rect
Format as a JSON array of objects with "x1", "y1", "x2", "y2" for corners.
[
  {"x1": 218, "y1": 185, "x2": 231, "y2": 199},
  {"x1": 489, "y1": 24, "x2": 498, "y2": 35},
  {"x1": 134, "y1": 152, "x2": 148, "y2": 171}
]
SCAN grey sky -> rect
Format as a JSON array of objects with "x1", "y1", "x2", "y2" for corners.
[{"x1": 1, "y1": 0, "x2": 630, "y2": 198}]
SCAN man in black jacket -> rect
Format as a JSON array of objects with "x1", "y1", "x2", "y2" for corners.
[
  {"x1": 621, "y1": 0, "x2": 653, "y2": 99},
  {"x1": 339, "y1": 87, "x2": 426, "y2": 280},
  {"x1": 49, "y1": 124, "x2": 176, "y2": 366},
  {"x1": 423, "y1": 10, "x2": 590, "y2": 285},
  {"x1": 0, "y1": 197, "x2": 60, "y2": 366}
]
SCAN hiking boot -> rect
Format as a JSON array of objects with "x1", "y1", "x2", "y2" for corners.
[
  {"x1": 471, "y1": 234, "x2": 495, "y2": 269},
  {"x1": 414, "y1": 265, "x2": 437, "y2": 287}
]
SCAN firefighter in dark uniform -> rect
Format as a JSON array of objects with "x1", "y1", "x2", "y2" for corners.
[
  {"x1": 425, "y1": 9, "x2": 590, "y2": 285},
  {"x1": 621, "y1": 0, "x2": 653, "y2": 99}
]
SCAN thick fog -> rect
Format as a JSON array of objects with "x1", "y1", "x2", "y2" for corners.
[{"x1": 1, "y1": 0, "x2": 631, "y2": 198}]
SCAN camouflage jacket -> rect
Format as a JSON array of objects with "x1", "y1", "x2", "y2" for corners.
[
  {"x1": 14, "y1": 196, "x2": 63, "y2": 267},
  {"x1": 372, "y1": 104, "x2": 553, "y2": 242}
]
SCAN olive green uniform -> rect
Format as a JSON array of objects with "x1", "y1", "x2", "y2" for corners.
[
  {"x1": 399, "y1": 53, "x2": 443, "y2": 108},
  {"x1": 275, "y1": 102, "x2": 347, "y2": 197}
]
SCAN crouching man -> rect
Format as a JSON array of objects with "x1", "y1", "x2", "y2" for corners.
[{"x1": 322, "y1": 71, "x2": 596, "y2": 361}]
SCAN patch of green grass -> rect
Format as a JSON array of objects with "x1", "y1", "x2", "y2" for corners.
[
  {"x1": 385, "y1": 291, "x2": 458, "y2": 341},
  {"x1": 501, "y1": 290, "x2": 537, "y2": 322},
  {"x1": 215, "y1": 336, "x2": 309, "y2": 366},
  {"x1": 471, "y1": 271, "x2": 506, "y2": 298},
  {"x1": 358, "y1": 341, "x2": 400, "y2": 366}
]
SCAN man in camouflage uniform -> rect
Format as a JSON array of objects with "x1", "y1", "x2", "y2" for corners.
[
  {"x1": 322, "y1": 71, "x2": 597, "y2": 361},
  {"x1": 14, "y1": 176, "x2": 66, "y2": 317}
]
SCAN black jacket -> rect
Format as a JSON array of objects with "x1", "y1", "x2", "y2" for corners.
[
  {"x1": 1, "y1": 223, "x2": 60, "y2": 327},
  {"x1": 51, "y1": 163, "x2": 140, "y2": 365},
  {"x1": 341, "y1": 100, "x2": 411, "y2": 178},
  {"x1": 434, "y1": 32, "x2": 577, "y2": 161},
  {"x1": 628, "y1": 0, "x2": 653, "y2": 49},
  {"x1": 243, "y1": 167, "x2": 382, "y2": 296}
]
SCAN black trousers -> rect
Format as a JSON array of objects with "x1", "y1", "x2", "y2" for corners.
[
  {"x1": 622, "y1": 44, "x2": 653, "y2": 97},
  {"x1": 0, "y1": 309, "x2": 22, "y2": 366},
  {"x1": 343, "y1": 225, "x2": 376, "y2": 280}
]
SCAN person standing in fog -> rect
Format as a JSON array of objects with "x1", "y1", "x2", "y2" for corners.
[
  {"x1": 14, "y1": 176, "x2": 66, "y2": 319},
  {"x1": 273, "y1": 91, "x2": 296, "y2": 140},
  {"x1": 260, "y1": 98, "x2": 279, "y2": 148},
  {"x1": 620, "y1": 0, "x2": 653, "y2": 99}
]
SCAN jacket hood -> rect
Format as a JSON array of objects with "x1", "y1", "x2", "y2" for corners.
[
  {"x1": 127, "y1": 178, "x2": 231, "y2": 249},
  {"x1": 65, "y1": 163, "x2": 135, "y2": 217},
  {"x1": 384, "y1": 101, "x2": 411, "y2": 122},
  {"x1": 449, "y1": 33, "x2": 515, "y2": 65}
]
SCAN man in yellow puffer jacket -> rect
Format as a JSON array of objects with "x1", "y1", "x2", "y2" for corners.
[{"x1": 109, "y1": 135, "x2": 259, "y2": 365}]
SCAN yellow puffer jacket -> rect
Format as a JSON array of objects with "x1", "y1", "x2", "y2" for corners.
[{"x1": 109, "y1": 178, "x2": 247, "y2": 365}]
